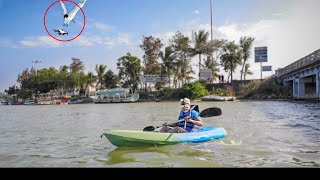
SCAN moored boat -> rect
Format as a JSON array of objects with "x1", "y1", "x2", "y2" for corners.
[
  {"x1": 91, "y1": 88, "x2": 139, "y2": 103},
  {"x1": 201, "y1": 95, "x2": 236, "y2": 101}
]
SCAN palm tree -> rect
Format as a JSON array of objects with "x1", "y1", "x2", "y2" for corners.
[
  {"x1": 220, "y1": 41, "x2": 242, "y2": 83},
  {"x1": 170, "y1": 31, "x2": 193, "y2": 86},
  {"x1": 160, "y1": 46, "x2": 176, "y2": 88},
  {"x1": 192, "y1": 30, "x2": 210, "y2": 80},
  {"x1": 204, "y1": 56, "x2": 219, "y2": 83},
  {"x1": 78, "y1": 72, "x2": 90, "y2": 96},
  {"x1": 239, "y1": 36, "x2": 255, "y2": 80},
  {"x1": 243, "y1": 63, "x2": 253, "y2": 80},
  {"x1": 95, "y1": 64, "x2": 107, "y2": 90},
  {"x1": 117, "y1": 53, "x2": 142, "y2": 93},
  {"x1": 104, "y1": 70, "x2": 120, "y2": 89}
]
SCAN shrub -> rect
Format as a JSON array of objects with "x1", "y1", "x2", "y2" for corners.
[
  {"x1": 238, "y1": 80, "x2": 261, "y2": 96},
  {"x1": 181, "y1": 81, "x2": 209, "y2": 99}
]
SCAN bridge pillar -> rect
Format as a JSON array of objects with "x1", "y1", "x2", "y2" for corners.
[{"x1": 293, "y1": 77, "x2": 305, "y2": 99}]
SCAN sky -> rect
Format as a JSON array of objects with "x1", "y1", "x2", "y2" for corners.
[{"x1": 0, "y1": 0, "x2": 320, "y2": 92}]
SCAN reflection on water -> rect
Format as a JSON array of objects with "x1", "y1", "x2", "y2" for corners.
[{"x1": 0, "y1": 101, "x2": 319, "y2": 167}]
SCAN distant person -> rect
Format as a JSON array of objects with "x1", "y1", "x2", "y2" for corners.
[
  {"x1": 218, "y1": 75, "x2": 221, "y2": 82},
  {"x1": 159, "y1": 98, "x2": 203, "y2": 133},
  {"x1": 221, "y1": 75, "x2": 224, "y2": 82}
]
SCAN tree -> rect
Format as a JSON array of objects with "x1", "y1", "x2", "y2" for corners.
[
  {"x1": 60, "y1": 65, "x2": 69, "y2": 72},
  {"x1": 5, "y1": 85, "x2": 19, "y2": 95},
  {"x1": 17, "y1": 67, "x2": 35, "y2": 84},
  {"x1": 56, "y1": 67, "x2": 69, "y2": 93},
  {"x1": 104, "y1": 70, "x2": 120, "y2": 89},
  {"x1": 117, "y1": 53, "x2": 142, "y2": 93},
  {"x1": 204, "y1": 39, "x2": 227, "y2": 82},
  {"x1": 35, "y1": 67, "x2": 59, "y2": 93},
  {"x1": 77, "y1": 72, "x2": 91, "y2": 96},
  {"x1": 192, "y1": 30, "x2": 210, "y2": 80},
  {"x1": 169, "y1": 31, "x2": 193, "y2": 86},
  {"x1": 220, "y1": 41, "x2": 242, "y2": 83},
  {"x1": 243, "y1": 63, "x2": 253, "y2": 80},
  {"x1": 239, "y1": 36, "x2": 255, "y2": 80},
  {"x1": 159, "y1": 46, "x2": 176, "y2": 89},
  {"x1": 204, "y1": 56, "x2": 219, "y2": 83},
  {"x1": 95, "y1": 64, "x2": 107, "y2": 90},
  {"x1": 70, "y1": 58, "x2": 84, "y2": 73},
  {"x1": 139, "y1": 36, "x2": 163, "y2": 75}
]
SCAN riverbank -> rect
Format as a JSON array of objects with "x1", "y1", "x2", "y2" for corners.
[{"x1": 238, "y1": 76, "x2": 293, "y2": 100}]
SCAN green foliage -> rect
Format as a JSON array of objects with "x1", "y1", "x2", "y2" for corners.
[
  {"x1": 139, "y1": 36, "x2": 163, "y2": 75},
  {"x1": 155, "y1": 81, "x2": 165, "y2": 91},
  {"x1": 117, "y1": 53, "x2": 142, "y2": 93},
  {"x1": 104, "y1": 70, "x2": 120, "y2": 89},
  {"x1": 5, "y1": 85, "x2": 19, "y2": 95},
  {"x1": 158, "y1": 87, "x2": 173, "y2": 97},
  {"x1": 181, "y1": 81, "x2": 209, "y2": 99},
  {"x1": 95, "y1": 64, "x2": 107, "y2": 89},
  {"x1": 220, "y1": 41, "x2": 242, "y2": 82},
  {"x1": 17, "y1": 89, "x2": 33, "y2": 100},
  {"x1": 213, "y1": 88, "x2": 226, "y2": 96}
]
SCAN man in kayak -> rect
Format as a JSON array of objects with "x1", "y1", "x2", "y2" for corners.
[{"x1": 160, "y1": 98, "x2": 203, "y2": 133}]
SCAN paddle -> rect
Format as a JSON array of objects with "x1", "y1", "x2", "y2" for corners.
[{"x1": 142, "y1": 107, "x2": 222, "y2": 131}]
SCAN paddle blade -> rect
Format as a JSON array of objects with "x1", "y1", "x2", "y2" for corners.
[
  {"x1": 200, "y1": 107, "x2": 222, "y2": 117},
  {"x1": 143, "y1": 126, "x2": 155, "y2": 131}
]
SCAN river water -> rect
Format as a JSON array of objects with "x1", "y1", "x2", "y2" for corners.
[{"x1": 0, "y1": 100, "x2": 319, "y2": 167}]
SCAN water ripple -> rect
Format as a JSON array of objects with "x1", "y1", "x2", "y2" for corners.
[{"x1": 0, "y1": 101, "x2": 319, "y2": 167}]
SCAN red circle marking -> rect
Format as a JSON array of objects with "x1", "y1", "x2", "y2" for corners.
[{"x1": 44, "y1": 0, "x2": 86, "y2": 42}]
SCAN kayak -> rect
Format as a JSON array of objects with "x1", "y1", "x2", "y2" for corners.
[{"x1": 103, "y1": 126, "x2": 227, "y2": 147}]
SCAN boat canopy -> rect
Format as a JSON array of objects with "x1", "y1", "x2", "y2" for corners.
[{"x1": 96, "y1": 88, "x2": 129, "y2": 95}]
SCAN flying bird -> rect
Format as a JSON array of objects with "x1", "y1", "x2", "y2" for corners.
[
  {"x1": 53, "y1": 29, "x2": 69, "y2": 35},
  {"x1": 59, "y1": 0, "x2": 87, "y2": 27}
]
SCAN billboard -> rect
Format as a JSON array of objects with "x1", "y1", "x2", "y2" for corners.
[
  {"x1": 140, "y1": 74, "x2": 169, "y2": 83},
  {"x1": 200, "y1": 69, "x2": 212, "y2": 81},
  {"x1": 255, "y1": 46, "x2": 268, "y2": 62},
  {"x1": 262, "y1": 66, "x2": 272, "y2": 71}
]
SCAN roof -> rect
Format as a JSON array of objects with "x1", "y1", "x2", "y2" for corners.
[{"x1": 96, "y1": 88, "x2": 129, "y2": 95}]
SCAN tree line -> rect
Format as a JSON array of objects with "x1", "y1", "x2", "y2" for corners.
[{"x1": 5, "y1": 29, "x2": 255, "y2": 100}]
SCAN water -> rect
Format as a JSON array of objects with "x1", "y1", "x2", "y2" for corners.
[{"x1": 0, "y1": 101, "x2": 319, "y2": 167}]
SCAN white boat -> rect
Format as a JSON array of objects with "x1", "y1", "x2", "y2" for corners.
[
  {"x1": 24, "y1": 100, "x2": 34, "y2": 105},
  {"x1": 201, "y1": 95, "x2": 236, "y2": 101},
  {"x1": 91, "y1": 88, "x2": 139, "y2": 103}
]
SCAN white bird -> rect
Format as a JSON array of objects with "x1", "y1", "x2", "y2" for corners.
[
  {"x1": 53, "y1": 29, "x2": 69, "y2": 35},
  {"x1": 59, "y1": 0, "x2": 87, "y2": 27}
]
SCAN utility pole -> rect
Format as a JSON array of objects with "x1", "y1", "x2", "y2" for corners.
[
  {"x1": 32, "y1": 60, "x2": 42, "y2": 74},
  {"x1": 210, "y1": 0, "x2": 213, "y2": 42}
]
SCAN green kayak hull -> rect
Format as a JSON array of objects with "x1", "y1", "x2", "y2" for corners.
[{"x1": 103, "y1": 127, "x2": 227, "y2": 147}]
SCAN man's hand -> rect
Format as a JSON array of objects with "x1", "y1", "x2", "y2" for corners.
[{"x1": 184, "y1": 116, "x2": 193, "y2": 123}]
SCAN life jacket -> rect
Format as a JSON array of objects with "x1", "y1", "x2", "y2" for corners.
[{"x1": 178, "y1": 105, "x2": 200, "y2": 132}]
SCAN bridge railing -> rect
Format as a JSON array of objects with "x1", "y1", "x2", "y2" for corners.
[{"x1": 276, "y1": 49, "x2": 320, "y2": 77}]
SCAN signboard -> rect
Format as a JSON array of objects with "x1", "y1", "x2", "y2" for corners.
[
  {"x1": 200, "y1": 69, "x2": 212, "y2": 81},
  {"x1": 262, "y1": 66, "x2": 272, "y2": 71},
  {"x1": 140, "y1": 74, "x2": 169, "y2": 83},
  {"x1": 255, "y1": 46, "x2": 268, "y2": 62}
]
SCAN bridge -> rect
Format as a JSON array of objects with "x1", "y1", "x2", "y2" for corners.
[{"x1": 276, "y1": 49, "x2": 320, "y2": 99}]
